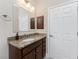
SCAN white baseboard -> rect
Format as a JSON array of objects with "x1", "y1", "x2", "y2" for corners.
[{"x1": 45, "y1": 53, "x2": 53, "y2": 59}]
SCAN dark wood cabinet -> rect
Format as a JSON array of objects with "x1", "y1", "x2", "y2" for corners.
[
  {"x1": 9, "y1": 37, "x2": 46, "y2": 59},
  {"x1": 37, "y1": 16, "x2": 44, "y2": 29},
  {"x1": 42, "y1": 37, "x2": 46, "y2": 58},
  {"x1": 36, "y1": 44, "x2": 42, "y2": 59},
  {"x1": 23, "y1": 49, "x2": 35, "y2": 59},
  {"x1": 9, "y1": 44, "x2": 22, "y2": 59},
  {"x1": 30, "y1": 18, "x2": 35, "y2": 29}
]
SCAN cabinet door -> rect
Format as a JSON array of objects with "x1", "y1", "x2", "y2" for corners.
[
  {"x1": 23, "y1": 49, "x2": 35, "y2": 59},
  {"x1": 30, "y1": 18, "x2": 35, "y2": 29},
  {"x1": 36, "y1": 44, "x2": 42, "y2": 59},
  {"x1": 42, "y1": 38, "x2": 46, "y2": 58},
  {"x1": 37, "y1": 16, "x2": 44, "y2": 29}
]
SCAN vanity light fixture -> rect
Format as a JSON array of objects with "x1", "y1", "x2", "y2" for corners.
[
  {"x1": 26, "y1": 3, "x2": 31, "y2": 8},
  {"x1": 25, "y1": 1, "x2": 35, "y2": 12},
  {"x1": 30, "y1": 6, "x2": 35, "y2": 12}
]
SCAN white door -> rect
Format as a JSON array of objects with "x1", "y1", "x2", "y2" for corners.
[{"x1": 48, "y1": 2, "x2": 78, "y2": 59}]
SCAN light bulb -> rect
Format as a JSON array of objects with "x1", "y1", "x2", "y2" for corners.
[
  {"x1": 19, "y1": 0, "x2": 25, "y2": 4},
  {"x1": 30, "y1": 6, "x2": 35, "y2": 12},
  {"x1": 26, "y1": 3, "x2": 31, "y2": 8},
  {"x1": 31, "y1": 6, "x2": 35, "y2": 10}
]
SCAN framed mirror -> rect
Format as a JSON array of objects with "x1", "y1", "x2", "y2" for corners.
[{"x1": 13, "y1": 6, "x2": 30, "y2": 32}]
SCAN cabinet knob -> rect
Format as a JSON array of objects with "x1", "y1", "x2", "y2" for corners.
[{"x1": 36, "y1": 50, "x2": 39, "y2": 53}]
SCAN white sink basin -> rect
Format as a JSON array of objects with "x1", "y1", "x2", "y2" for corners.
[
  {"x1": 12, "y1": 39, "x2": 35, "y2": 46},
  {"x1": 22, "y1": 39, "x2": 34, "y2": 42}
]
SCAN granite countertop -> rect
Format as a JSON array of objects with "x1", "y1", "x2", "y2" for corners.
[{"x1": 8, "y1": 33, "x2": 47, "y2": 49}]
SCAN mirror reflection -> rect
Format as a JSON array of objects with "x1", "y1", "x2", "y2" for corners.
[
  {"x1": 18, "y1": 7, "x2": 29, "y2": 31},
  {"x1": 13, "y1": 0, "x2": 35, "y2": 32}
]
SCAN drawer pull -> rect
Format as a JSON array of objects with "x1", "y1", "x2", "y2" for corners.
[{"x1": 36, "y1": 50, "x2": 39, "y2": 52}]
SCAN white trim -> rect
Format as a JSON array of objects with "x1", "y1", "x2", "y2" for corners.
[
  {"x1": 48, "y1": 1, "x2": 78, "y2": 9},
  {"x1": 78, "y1": 1, "x2": 79, "y2": 59}
]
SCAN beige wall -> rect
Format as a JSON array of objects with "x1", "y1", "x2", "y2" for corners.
[{"x1": 35, "y1": 0, "x2": 48, "y2": 33}]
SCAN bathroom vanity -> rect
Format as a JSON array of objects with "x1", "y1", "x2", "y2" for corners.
[{"x1": 8, "y1": 33, "x2": 46, "y2": 59}]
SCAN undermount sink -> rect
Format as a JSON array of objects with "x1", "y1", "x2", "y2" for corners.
[
  {"x1": 12, "y1": 39, "x2": 35, "y2": 46},
  {"x1": 22, "y1": 39, "x2": 35, "y2": 42},
  {"x1": 18, "y1": 39, "x2": 35, "y2": 45}
]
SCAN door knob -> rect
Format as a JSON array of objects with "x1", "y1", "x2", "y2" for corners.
[{"x1": 49, "y1": 35, "x2": 53, "y2": 37}]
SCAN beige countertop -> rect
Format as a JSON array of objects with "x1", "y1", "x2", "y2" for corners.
[{"x1": 8, "y1": 33, "x2": 47, "y2": 49}]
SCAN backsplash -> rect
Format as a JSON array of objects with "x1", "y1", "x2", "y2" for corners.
[{"x1": 8, "y1": 33, "x2": 46, "y2": 41}]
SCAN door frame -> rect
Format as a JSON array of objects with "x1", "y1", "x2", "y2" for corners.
[{"x1": 47, "y1": 1, "x2": 78, "y2": 58}]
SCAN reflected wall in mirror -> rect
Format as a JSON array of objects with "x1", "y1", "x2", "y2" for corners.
[
  {"x1": 19, "y1": 7, "x2": 29, "y2": 31},
  {"x1": 13, "y1": 6, "x2": 30, "y2": 32}
]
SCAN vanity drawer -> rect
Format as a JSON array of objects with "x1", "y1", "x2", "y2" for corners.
[
  {"x1": 22, "y1": 43, "x2": 36, "y2": 56},
  {"x1": 34, "y1": 39, "x2": 42, "y2": 47},
  {"x1": 22, "y1": 39, "x2": 42, "y2": 56},
  {"x1": 42, "y1": 37, "x2": 46, "y2": 43},
  {"x1": 23, "y1": 49, "x2": 35, "y2": 59}
]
